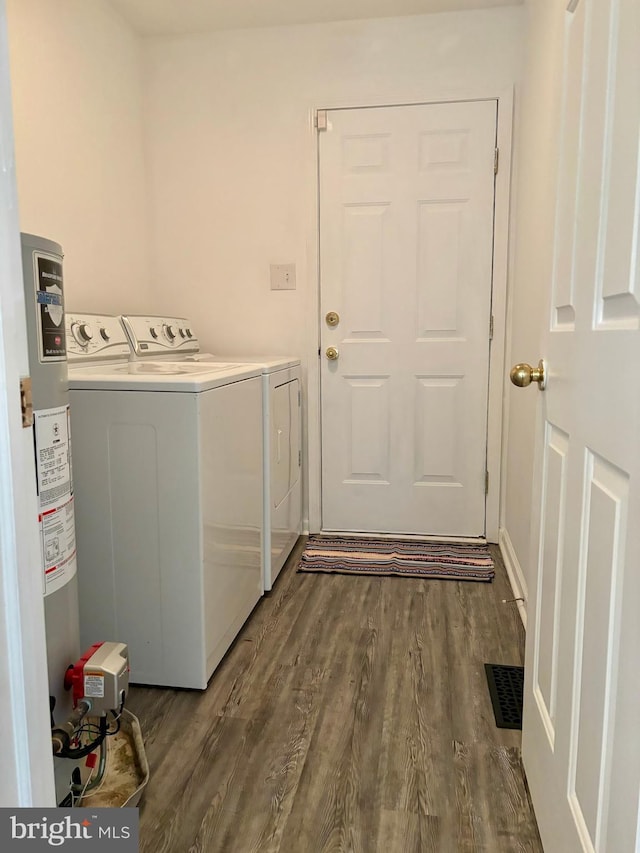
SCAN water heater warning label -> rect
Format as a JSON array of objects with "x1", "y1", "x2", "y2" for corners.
[
  {"x1": 84, "y1": 673, "x2": 105, "y2": 698},
  {"x1": 34, "y1": 253, "x2": 66, "y2": 362},
  {"x1": 34, "y1": 405, "x2": 77, "y2": 596}
]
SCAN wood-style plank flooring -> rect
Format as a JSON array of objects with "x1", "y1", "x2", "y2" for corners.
[{"x1": 127, "y1": 538, "x2": 542, "y2": 852}]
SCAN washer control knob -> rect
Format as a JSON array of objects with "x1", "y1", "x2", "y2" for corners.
[
  {"x1": 179, "y1": 328, "x2": 187, "y2": 338},
  {"x1": 71, "y1": 322, "x2": 93, "y2": 345},
  {"x1": 100, "y1": 327, "x2": 110, "y2": 341},
  {"x1": 164, "y1": 324, "x2": 177, "y2": 342},
  {"x1": 185, "y1": 328, "x2": 193, "y2": 338},
  {"x1": 149, "y1": 326, "x2": 159, "y2": 339}
]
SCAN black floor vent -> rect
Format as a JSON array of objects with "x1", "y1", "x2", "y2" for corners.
[{"x1": 484, "y1": 663, "x2": 524, "y2": 730}]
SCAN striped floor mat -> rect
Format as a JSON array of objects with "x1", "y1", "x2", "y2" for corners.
[{"x1": 298, "y1": 535, "x2": 494, "y2": 582}]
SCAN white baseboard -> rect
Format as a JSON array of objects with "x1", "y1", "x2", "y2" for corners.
[{"x1": 499, "y1": 527, "x2": 528, "y2": 631}]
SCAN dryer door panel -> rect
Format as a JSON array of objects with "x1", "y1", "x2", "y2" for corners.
[
  {"x1": 288, "y1": 377, "x2": 301, "y2": 494},
  {"x1": 271, "y1": 377, "x2": 300, "y2": 509}
]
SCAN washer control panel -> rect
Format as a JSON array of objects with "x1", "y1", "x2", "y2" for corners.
[
  {"x1": 121, "y1": 315, "x2": 200, "y2": 357},
  {"x1": 66, "y1": 314, "x2": 130, "y2": 362}
]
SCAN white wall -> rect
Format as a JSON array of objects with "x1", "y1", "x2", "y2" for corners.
[
  {"x1": 7, "y1": 3, "x2": 527, "y2": 533},
  {"x1": 143, "y1": 8, "x2": 525, "y2": 361},
  {"x1": 6, "y1": 0, "x2": 151, "y2": 314},
  {"x1": 500, "y1": 0, "x2": 565, "y2": 606}
]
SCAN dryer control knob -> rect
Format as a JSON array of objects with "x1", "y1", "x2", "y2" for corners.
[
  {"x1": 185, "y1": 328, "x2": 193, "y2": 338},
  {"x1": 71, "y1": 322, "x2": 93, "y2": 345},
  {"x1": 179, "y1": 328, "x2": 186, "y2": 338},
  {"x1": 150, "y1": 326, "x2": 159, "y2": 339},
  {"x1": 100, "y1": 327, "x2": 110, "y2": 341},
  {"x1": 164, "y1": 324, "x2": 177, "y2": 342}
]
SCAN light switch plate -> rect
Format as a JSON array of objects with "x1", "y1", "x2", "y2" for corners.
[{"x1": 270, "y1": 263, "x2": 296, "y2": 290}]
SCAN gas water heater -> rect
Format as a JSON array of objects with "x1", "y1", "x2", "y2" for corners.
[{"x1": 20, "y1": 233, "x2": 82, "y2": 803}]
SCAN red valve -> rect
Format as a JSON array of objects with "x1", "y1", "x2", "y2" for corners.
[{"x1": 64, "y1": 642, "x2": 105, "y2": 707}]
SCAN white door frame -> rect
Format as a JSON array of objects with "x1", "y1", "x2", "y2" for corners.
[
  {"x1": 0, "y1": 0, "x2": 56, "y2": 806},
  {"x1": 305, "y1": 87, "x2": 514, "y2": 541}
]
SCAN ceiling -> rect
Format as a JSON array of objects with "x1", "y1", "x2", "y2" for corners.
[{"x1": 107, "y1": 0, "x2": 523, "y2": 37}]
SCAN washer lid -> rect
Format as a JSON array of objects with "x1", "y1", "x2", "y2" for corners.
[
  {"x1": 192, "y1": 354, "x2": 301, "y2": 373},
  {"x1": 67, "y1": 360, "x2": 262, "y2": 391}
]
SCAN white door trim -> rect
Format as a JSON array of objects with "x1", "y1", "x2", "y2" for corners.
[
  {"x1": 0, "y1": 0, "x2": 56, "y2": 806},
  {"x1": 305, "y1": 87, "x2": 514, "y2": 541}
]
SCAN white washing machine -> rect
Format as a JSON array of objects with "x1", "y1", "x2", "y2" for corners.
[
  {"x1": 120, "y1": 315, "x2": 302, "y2": 591},
  {"x1": 65, "y1": 313, "x2": 264, "y2": 689}
]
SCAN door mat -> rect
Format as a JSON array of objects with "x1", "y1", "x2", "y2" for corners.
[
  {"x1": 297, "y1": 535, "x2": 494, "y2": 581},
  {"x1": 484, "y1": 663, "x2": 524, "y2": 729}
]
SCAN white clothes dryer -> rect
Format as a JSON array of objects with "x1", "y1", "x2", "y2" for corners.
[
  {"x1": 120, "y1": 315, "x2": 302, "y2": 592},
  {"x1": 66, "y1": 313, "x2": 264, "y2": 689}
]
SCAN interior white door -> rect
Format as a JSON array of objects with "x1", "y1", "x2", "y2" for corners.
[
  {"x1": 0, "y1": 0, "x2": 56, "y2": 805},
  {"x1": 319, "y1": 101, "x2": 497, "y2": 537},
  {"x1": 522, "y1": 0, "x2": 640, "y2": 850}
]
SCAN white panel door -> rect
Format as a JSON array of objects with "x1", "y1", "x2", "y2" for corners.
[
  {"x1": 319, "y1": 101, "x2": 497, "y2": 537},
  {"x1": 522, "y1": 0, "x2": 640, "y2": 850}
]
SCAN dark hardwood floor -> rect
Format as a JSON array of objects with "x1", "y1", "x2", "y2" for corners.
[{"x1": 127, "y1": 538, "x2": 542, "y2": 852}]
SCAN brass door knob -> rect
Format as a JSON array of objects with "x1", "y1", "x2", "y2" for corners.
[
  {"x1": 326, "y1": 346, "x2": 339, "y2": 361},
  {"x1": 510, "y1": 360, "x2": 546, "y2": 389},
  {"x1": 326, "y1": 311, "x2": 340, "y2": 327}
]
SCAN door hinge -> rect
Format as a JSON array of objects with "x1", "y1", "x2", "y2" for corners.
[
  {"x1": 20, "y1": 377, "x2": 33, "y2": 428},
  {"x1": 489, "y1": 314, "x2": 494, "y2": 341},
  {"x1": 315, "y1": 110, "x2": 328, "y2": 131},
  {"x1": 298, "y1": 450, "x2": 302, "y2": 467},
  {"x1": 494, "y1": 148, "x2": 499, "y2": 175},
  {"x1": 485, "y1": 470, "x2": 490, "y2": 495}
]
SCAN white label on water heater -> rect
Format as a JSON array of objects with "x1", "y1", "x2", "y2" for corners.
[
  {"x1": 34, "y1": 405, "x2": 77, "y2": 596},
  {"x1": 84, "y1": 673, "x2": 105, "y2": 698}
]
